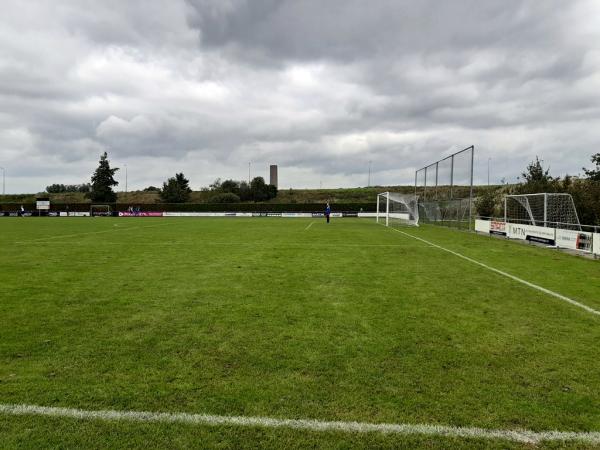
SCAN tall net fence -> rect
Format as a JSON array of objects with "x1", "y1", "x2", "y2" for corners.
[
  {"x1": 415, "y1": 146, "x2": 474, "y2": 229},
  {"x1": 504, "y1": 193, "x2": 581, "y2": 230}
]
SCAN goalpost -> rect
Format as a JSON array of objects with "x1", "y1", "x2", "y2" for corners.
[
  {"x1": 90, "y1": 205, "x2": 112, "y2": 217},
  {"x1": 504, "y1": 193, "x2": 581, "y2": 229},
  {"x1": 377, "y1": 192, "x2": 419, "y2": 226}
]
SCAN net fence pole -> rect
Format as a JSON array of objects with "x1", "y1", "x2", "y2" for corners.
[
  {"x1": 544, "y1": 193, "x2": 548, "y2": 227},
  {"x1": 450, "y1": 155, "x2": 454, "y2": 199},
  {"x1": 469, "y1": 146, "x2": 474, "y2": 230},
  {"x1": 386, "y1": 193, "x2": 389, "y2": 227},
  {"x1": 414, "y1": 171, "x2": 417, "y2": 198},
  {"x1": 435, "y1": 162, "x2": 439, "y2": 200},
  {"x1": 376, "y1": 194, "x2": 380, "y2": 223}
]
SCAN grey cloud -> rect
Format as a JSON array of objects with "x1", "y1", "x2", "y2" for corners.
[{"x1": 0, "y1": 0, "x2": 599, "y2": 193}]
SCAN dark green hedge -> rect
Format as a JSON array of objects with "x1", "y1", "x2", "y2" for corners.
[{"x1": 0, "y1": 202, "x2": 376, "y2": 213}]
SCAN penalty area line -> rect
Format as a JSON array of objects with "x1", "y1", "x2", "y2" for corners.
[
  {"x1": 386, "y1": 226, "x2": 600, "y2": 317},
  {"x1": 304, "y1": 221, "x2": 315, "y2": 230},
  {"x1": 1, "y1": 404, "x2": 600, "y2": 445}
]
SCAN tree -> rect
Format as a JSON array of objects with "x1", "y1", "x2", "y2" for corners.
[
  {"x1": 516, "y1": 156, "x2": 557, "y2": 194},
  {"x1": 238, "y1": 181, "x2": 252, "y2": 201},
  {"x1": 583, "y1": 153, "x2": 600, "y2": 181},
  {"x1": 220, "y1": 179, "x2": 240, "y2": 194},
  {"x1": 46, "y1": 183, "x2": 91, "y2": 193},
  {"x1": 87, "y1": 152, "x2": 119, "y2": 202},
  {"x1": 46, "y1": 184, "x2": 66, "y2": 193},
  {"x1": 160, "y1": 173, "x2": 192, "y2": 203},
  {"x1": 249, "y1": 176, "x2": 278, "y2": 201},
  {"x1": 143, "y1": 186, "x2": 160, "y2": 192},
  {"x1": 475, "y1": 188, "x2": 497, "y2": 218}
]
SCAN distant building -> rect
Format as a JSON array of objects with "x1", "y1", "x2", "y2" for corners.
[{"x1": 270, "y1": 164, "x2": 278, "y2": 188}]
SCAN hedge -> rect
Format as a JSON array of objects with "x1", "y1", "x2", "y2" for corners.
[{"x1": 0, "y1": 202, "x2": 376, "y2": 213}]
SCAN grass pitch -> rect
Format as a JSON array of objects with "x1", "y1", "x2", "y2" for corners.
[{"x1": 1, "y1": 217, "x2": 599, "y2": 449}]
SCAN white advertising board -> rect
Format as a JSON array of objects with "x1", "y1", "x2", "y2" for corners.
[
  {"x1": 555, "y1": 229, "x2": 593, "y2": 252},
  {"x1": 36, "y1": 200, "x2": 50, "y2": 210},
  {"x1": 388, "y1": 212, "x2": 410, "y2": 220},
  {"x1": 163, "y1": 212, "x2": 255, "y2": 217},
  {"x1": 281, "y1": 213, "x2": 313, "y2": 218},
  {"x1": 507, "y1": 223, "x2": 556, "y2": 245},
  {"x1": 594, "y1": 234, "x2": 600, "y2": 256},
  {"x1": 475, "y1": 219, "x2": 491, "y2": 234}
]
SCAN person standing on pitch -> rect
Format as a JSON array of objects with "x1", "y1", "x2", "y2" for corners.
[{"x1": 325, "y1": 202, "x2": 331, "y2": 223}]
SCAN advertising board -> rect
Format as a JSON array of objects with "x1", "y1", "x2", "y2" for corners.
[
  {"x1": 507, "y1": 223, "x2": 556, "y2": 245},
  {"x1": 475, "y1": 219, "x2": 490, "y2": 234},
  {"x1": 555, "y1": 229, "x2": 593, "y2": 252}
]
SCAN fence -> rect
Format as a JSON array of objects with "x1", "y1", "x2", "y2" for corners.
[{"x1": 415, "y1": 145, "x2": 474, "y2": 229}]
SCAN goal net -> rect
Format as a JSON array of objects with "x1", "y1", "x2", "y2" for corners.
[
  {"x1": 377, "y1": 192, "x2": 419, "y2": 226},
  {"x1": 90, "y1": 204, "x2": 112, "y2": 217},
  {"x1": 504, "y1": 193, "x2": 581, "y2": 229}
]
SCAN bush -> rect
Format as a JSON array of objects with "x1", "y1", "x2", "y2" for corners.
[
  {"x1": 475, "y1": 188, "x2": 498, "y2": 218},
  {"x1": 209, "y1": 193, "x2": 241, "y2": 203}
]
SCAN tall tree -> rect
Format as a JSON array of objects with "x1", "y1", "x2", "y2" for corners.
[
  {"x1": 583, "y1": 153, "x2": 600, "y2": 181},
  {"x1": 249, "y1": 176, "x2": 277, "y2": 201},
  {"x1": 87, "y1": 152, "x2": 119, "y2": 202},
  {"x1": 517, "y1": 156, "x2": 557, "y2": 193},
  {"x1": 160, "y1": 173, "x2": 192, "y2": 203}
]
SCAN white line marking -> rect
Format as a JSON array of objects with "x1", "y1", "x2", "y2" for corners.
[
  {"x1": 304, "y1": 221, "x2": 315, "y2": 230},
  {"x1": 14, "y1": 222, "x2": 173, "y2": 244},
  {"x1": 0, "y1": 403, "x2": 598, "y2": 445},
  {"x1": 386, "y1": 226, "x2": 600, "y2": 317}
]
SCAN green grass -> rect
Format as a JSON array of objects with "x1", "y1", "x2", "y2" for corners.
[{"x1": 0, "y1": 217, "x2": 599, "y2": 449}]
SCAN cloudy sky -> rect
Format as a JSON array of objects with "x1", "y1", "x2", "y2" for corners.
[{"x1": 1, "y1": 0, "x2": 600, "y2": 193}]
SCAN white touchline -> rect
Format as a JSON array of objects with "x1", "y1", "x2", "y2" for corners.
[
  {"x1": 0, "y1": 403, "x2": 599, "y2": 445},
  {"x1": 386, "y1": 226, "x2": 600, "y2": 317},
  {"x1": 304, "y1": 221, "x2": 315, "y2": 230}
]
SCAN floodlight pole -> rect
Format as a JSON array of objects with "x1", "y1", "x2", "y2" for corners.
[
  {"x1": 248, "y1": 162, "x2": 251, "y2": 184},
  {"x1": 487, "y1": 158, "x2": 491, "y2": 186},
  {"x1": 125, "y1": 164, "x2": 128, "y2": 193},
  {"x1": 0, "y1": 166, "x2": 4, "y2": 195}
]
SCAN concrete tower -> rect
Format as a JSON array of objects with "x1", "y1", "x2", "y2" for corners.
[{"x1": 269, "y1": 164, "x2": 278, "y2": 187}]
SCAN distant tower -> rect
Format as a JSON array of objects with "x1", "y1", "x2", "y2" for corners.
[{"x1": 269, "y1": 164, "x2": 278, "y2": 187}]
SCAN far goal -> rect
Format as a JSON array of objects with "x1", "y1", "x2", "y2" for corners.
[
  {"x1": 377, "y1": 192, "x2": 419, "y2": 226},
  {"x1": 90, "y1": 204, "x2": 112, "y2": 217}
]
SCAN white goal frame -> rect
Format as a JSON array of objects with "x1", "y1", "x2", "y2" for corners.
[
  {"x1": 503, "y1": 193, "x2": 581, "y2": 229},
  {"x1": 90, "y1": 204, "x2": 112, "y2": 217},
  {"x1": 376, "y1": 192, "x2": 419, "y2": 227}
]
